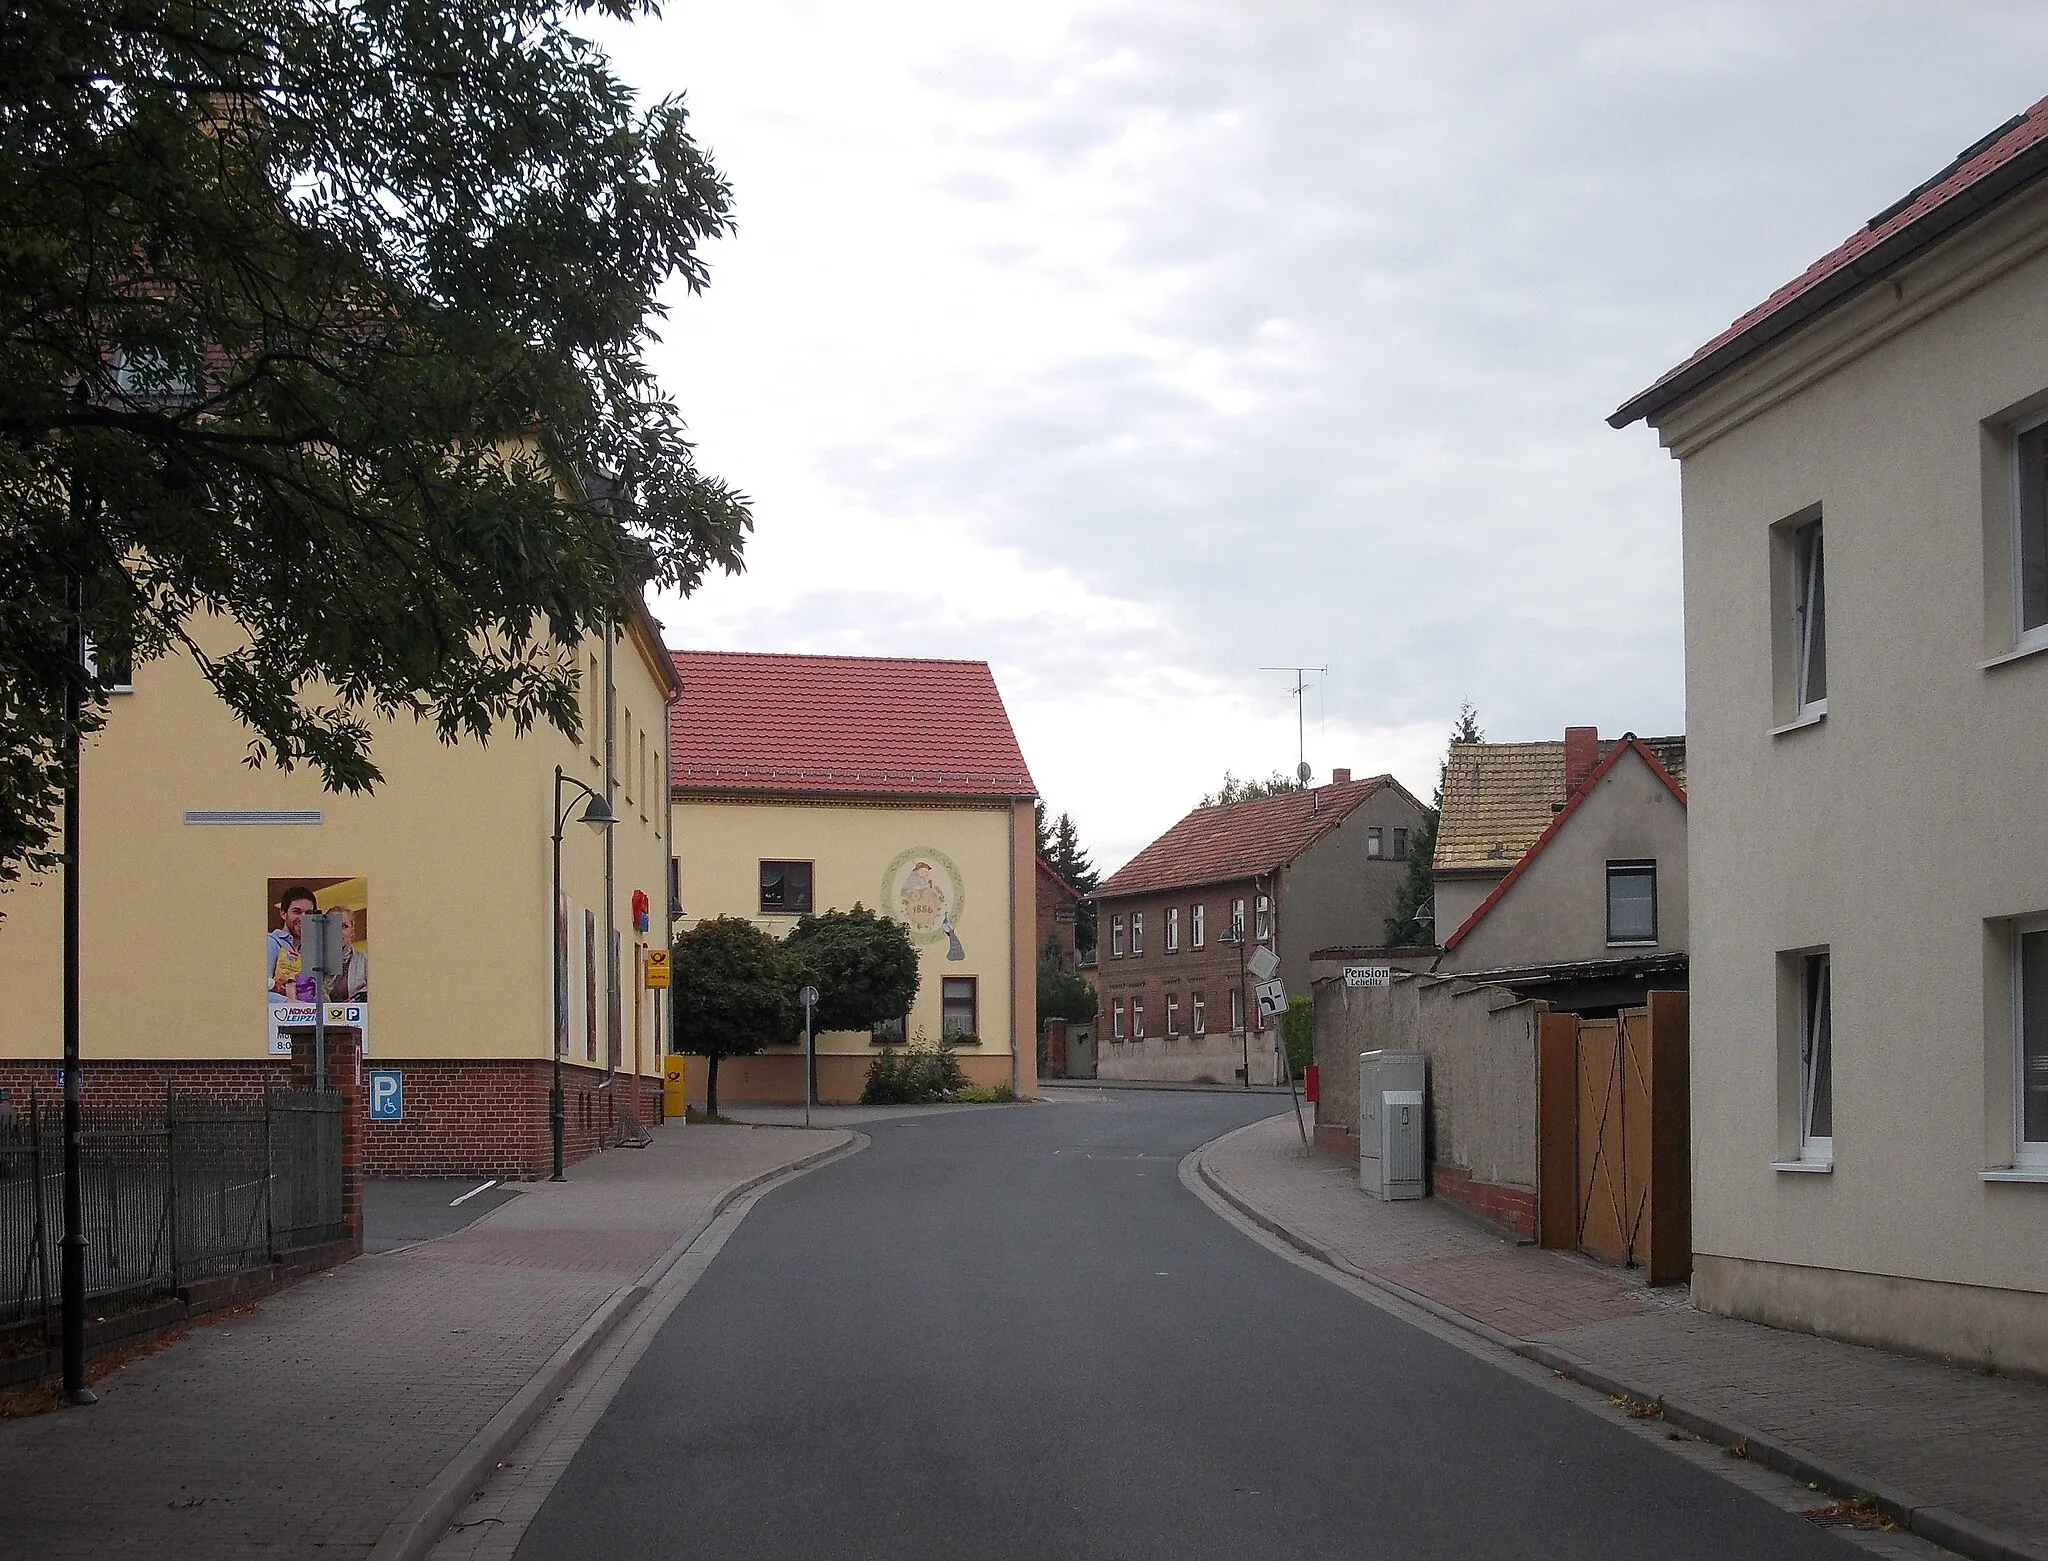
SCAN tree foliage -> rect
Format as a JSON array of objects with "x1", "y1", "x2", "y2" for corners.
[
  {"x1": 1036, "y1": 934, "x2": 1097, "y2": 1027},
  {"x1": 781, "y1": 904, "x2": 920, "y2": 1035},
  {"x1": 1200, "y1": 770, "x2": 1307, "y2": 807},
  {"x1": 1281, "y1": 993, "x2": 1316, "y2": 1077},
  {"x1": 1040, "y1": 806, "x2": 1099, "y2": 952},
  {"x1": 1, "y1": 0, "x2": 749, "y2": 889},
  {"x1": 670, "y1": 916, "x2": 793, "y2": 1117},
  {"x1": 1385, "y1": 703, "x2": 1483, "y2": 946}
]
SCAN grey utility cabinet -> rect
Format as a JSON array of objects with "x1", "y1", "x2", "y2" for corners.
[{"x1": 1358, "y1": 1049, "x2": 1427, "y2": 1201}]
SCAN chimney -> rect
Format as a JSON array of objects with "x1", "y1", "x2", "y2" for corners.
[
  {"x1": 1331, "y1": 767, "x2": 1352, "y2": 785},
  {"x1": 1563, "y1": 726, "x2": 1598, "y2": 799}
]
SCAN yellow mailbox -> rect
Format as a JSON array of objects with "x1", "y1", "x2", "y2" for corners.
[{"x1": 663, "y1": 1053, "x2": 689, "y2": 1120}]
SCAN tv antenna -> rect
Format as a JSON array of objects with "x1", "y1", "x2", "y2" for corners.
[{"x1": 1261, "y1": 665, "x2": 1327, "y2": 785}]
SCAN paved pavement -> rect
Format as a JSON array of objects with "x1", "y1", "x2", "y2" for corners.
[
  {"x1": 498, "y1": 1092, "x2": 1893, "y2": 1560},
  {"x1": 0, "y1": 1122, "x2": 849, "y2": 1560},
  {"x1": 363, "y1": 1177, "x2": 523, "y2": 1253},
  {"x1": 1199, "y1": 1114, "x2": 2048, "y2": 1561}
]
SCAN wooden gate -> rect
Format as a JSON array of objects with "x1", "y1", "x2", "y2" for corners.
[{"x1": 1536, "y1": 992, "x2": 1690, "y2": 1282}]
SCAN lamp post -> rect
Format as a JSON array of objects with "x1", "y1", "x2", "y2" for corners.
[
  {"x1": 1222, "y1": 920, "x2": 1250, "y2": 1090},
  {"x1": 551, "y1": 766, "x2": 615, "y2": 1181}
]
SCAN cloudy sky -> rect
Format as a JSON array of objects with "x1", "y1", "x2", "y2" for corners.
[{"x1": 605, "y1": 2, "x2": 2048, "y2": 872}]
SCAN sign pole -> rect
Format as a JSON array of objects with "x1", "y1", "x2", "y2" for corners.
[{"x1": 799, "y1": 986, "x2": 819, "y2": 1128}]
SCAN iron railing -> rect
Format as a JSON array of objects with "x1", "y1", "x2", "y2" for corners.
[{"x1": 0, "y1": 1089, "x2": 344, "y2": 1330}]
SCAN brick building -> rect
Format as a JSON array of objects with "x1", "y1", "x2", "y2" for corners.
[
  {"x1": 1093, "y1": 770, "x2": 1427, "y2": 1084},
  {"x1": 1036, "y1": 857, "x2": 1081, "y2": 968}
]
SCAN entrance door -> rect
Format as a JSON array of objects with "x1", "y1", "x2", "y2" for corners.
[{"x1": 1068, "y1": 1024, "x2": 1095, "y2": 1079}]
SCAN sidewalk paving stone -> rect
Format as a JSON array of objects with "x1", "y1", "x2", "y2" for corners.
[
  {"x1": 1202, "y1": 1114, "x2": 2048, "y2": 1561},
  {"x1": 0, "y1": 1122, "x2": 846, "y2": 1561}
]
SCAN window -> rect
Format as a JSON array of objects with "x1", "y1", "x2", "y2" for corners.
[
  {"x1": 1111, "y1": 914, "x2": 1126, "y2": 957},
  {"x1": 941, "y1": 977, "x2": 978, "y2": 1039},
  {"x1": 2016, "y1": 922, "x2": 2048, "y2": 1166},
  {"x1": 1799, "y1": 952, "x2": 1834, "y2": 1164},
  {"x1": 2014, "y1": 418, "x2": 2048, "y2": 648},
  {"x1": 1606, "y1": 862, "x2": 1658, "y2": 945},
  {"x1": 759, "y1": 860, "x2": 813, "y2": 914},
  {"x1": 1230, "y1": 987, "x2": 1245, "y2": 1034},
  {"x1": 1367, "y1": 827, "x2": 1384, "y2": 859},
  {"x1": 1111, "y1": 999, "x2": 1125, "y2": 1040},
  {"x1": 621, "y1": 706, "x2": 633, "y2": 803},
  {"x1": 1793, "y1": 517, "x2": 1828, "y2": 716},
  {"x1": 1191, "y1": 904, "x2": 1205, "y2": 948},
  {"x1": 1131, "y1": 913, "x2": 1145, "y2": 955},
  {"x1": 1165, "y1": 907, "x2": 1179, "y2": 953},
  {"x1": 1255, "y1": 895, "x2": 1272, "y2": 942},
  {"x1": 83, "y1": 639, "x2": 133, "y2": 693},
  {"x1": 1192, "y1": 991, "x2": 1206, "y2": 1036},
  {"x1": 1392, "y1": 828, "x2": 1408, "y2": 861},
  {"x1": 1165, "y1": 993, "x2": 1180, "y2": 1036},
  {"x1": 1230, "y1": 898, "x2": 1245, "y2": 940},
  {"x1": 871, "y1": 1014, "x2": 906, "y2": 1046},
  {"x1": 1131, "y1": 997, "x2": 1146, "y2": 1039}
]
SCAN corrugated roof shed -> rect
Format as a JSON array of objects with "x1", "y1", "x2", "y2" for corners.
[
  {"x1": 668, "y1": 650, "x2": 1036, "y2": 799},
  {"x1": 1098, "y1": 776, "x2": 1413, "y2": 898},
  {"x1": 1434, "y1": 737, "x2": 1685, "y2": 873}
]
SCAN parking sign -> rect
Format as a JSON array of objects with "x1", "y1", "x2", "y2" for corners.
[{"x1": 368, "y1": 1069, "x2": 403, "y2": 1121}]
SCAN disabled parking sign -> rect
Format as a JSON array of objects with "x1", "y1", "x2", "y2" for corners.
[{"x1": 368, "y1": 1069, "x2": 403, "y2": 1121}]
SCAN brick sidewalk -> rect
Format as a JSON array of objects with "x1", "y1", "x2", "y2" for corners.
[
  {"x1": 0, "y1": 1122, "x2": 848, "y2": 1560},
  {"x1": 1200, "y1": 1114, "x2": 2048, "y2": 1561}
]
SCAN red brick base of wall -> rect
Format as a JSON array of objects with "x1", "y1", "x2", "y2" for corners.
[
  {"x1": 0, "y1": 1056, "x2": 665, "y2": 1181},
  {"x1": 1313, "y1": 1123, "x2": 1361, "y2": 1161},
  {"x1": 1432, "y1": 1164, "x2": 1537, "y2": 1239}
]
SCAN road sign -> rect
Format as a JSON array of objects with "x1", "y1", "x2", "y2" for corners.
[
  {"x1": 368, "y1": 1069, "x2": 403, "y2": 1121},
  {"x1": 799, "y1": 985, "x2": 819, "y2": 1008},
  {"x1": 644, "y1": 949, "x2": 670, "y2": 989},
  {"x1": 1253, "y1": 979, "x2": 1288, "y2": 1022},
  {"x1": 1344, "y1": 965, "x2": 1393, "y2": 988},
  {"x1": 1246, "y1": 945, "x2": 1281, "y2": 983}
]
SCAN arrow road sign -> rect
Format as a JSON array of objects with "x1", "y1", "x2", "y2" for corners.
[{"x1": 1254, "y1": 979, "x2": 1288, "y2": 1022}]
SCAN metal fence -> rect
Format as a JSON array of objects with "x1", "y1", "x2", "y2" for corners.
[{"x1": 0, "y1": 1089, "x2": 345, "y2": 1330}]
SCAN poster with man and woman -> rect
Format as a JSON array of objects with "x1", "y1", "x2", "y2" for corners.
[{"x1": 266, "y1": 876, "x2": 370, "y2": 1055}]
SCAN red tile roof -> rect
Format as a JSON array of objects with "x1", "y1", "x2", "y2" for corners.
[
  {"x1": 1613, "y1": 96, "x2": 2048, "y2": 429},
  {"x1": 668, "y1": 650, "x2": 1036, "y2": 799},
  {"x1": 1097, "y1": 776, "x2": 1417, "y2": 899}
]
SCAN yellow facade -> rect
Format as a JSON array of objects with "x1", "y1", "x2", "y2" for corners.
[
  {"x1": 0, "y1": 609, "x2": 676, "y2": 1089},
  {"x1": 673, "y1": 793, "x2": 1038, "y2": 1103}
]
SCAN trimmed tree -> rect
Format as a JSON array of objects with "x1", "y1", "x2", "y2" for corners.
[
  {"x1": 670, "y1": 916, "x2": 794, "y2": 1120},
  {"x1": 781, "y1": 905, "x2": 920, "y2": 1035}
]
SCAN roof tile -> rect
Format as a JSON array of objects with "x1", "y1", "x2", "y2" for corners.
[
  {"x1": 1435, "y1": 736, "x2": 1685, "y2": 873},
  {"x1": 669, "y1": 651, "x2": 1035, "y2": 799},
  {"x1": 1098, "y1": 777, "x2": 1410, "y2": 898}
]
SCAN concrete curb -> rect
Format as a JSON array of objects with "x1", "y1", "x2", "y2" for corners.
[
  {"x1": 1190, "y1": 1123, "x2": 2048, "y2": 1561},
  {"x1": 367, "y1": 1129, "x2": 861, "y2": 1561}
]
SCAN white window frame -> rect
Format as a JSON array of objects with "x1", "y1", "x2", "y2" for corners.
[
  {"x1": 1111, "y1": 915, "x2": 1125, "y2": 958},
  {"x1": 1165, "y1": 907, "x2": 1179, "y2": 953},
  {"x1": 1112, "y1": 998, "x2": 1125, "y2": 1040},
  {"x1": 1793, "y1": 517, "x2": 1828, "y2": 719},
  {"x1": 2011, "y1": 415, "x2": 2048, "y2": 656},
  {"x1": 1191, "y1": 903, "x2": 1205, "y2": 948},
  {"x1": 1192, "y1": 991, "x2": 1206, "y2": 1037},
  {"x1": 1255, "y1": 895, "x2": 1272, "y2": 943},
  {"x1": 1131, "y1": 912, "x2": 1144, "y2": 955},
  {"x1": 1165, "y1": 993, "x2": 1180, "y2": 1036},
  {"x1": 1230, "y1": 986, "x2": 1245, "y2": 1034},
  {"x1": 1131, "y1": 997, "x2": 1145, "y2": 1039},
  {"x1": 1605, "y1": 861, "x2": 1658, "y2": 947},
  {"x1": 1230, "y1": 898, "x2": 1245, "y2": 940},
  {"x1": 1799, "y1": 950, "x2": 1834, "y2": 1166},
  {"x1": 2015, "y1": 917, "x2": 2048, "y2": 1169},
  {"x1": 1367, "y1": 827, "x2": 1384, "y2": 859}
]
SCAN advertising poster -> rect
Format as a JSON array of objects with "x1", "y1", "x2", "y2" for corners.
[{"x1": 266, "y1": 876, "x2": 371, "y2": 1056}]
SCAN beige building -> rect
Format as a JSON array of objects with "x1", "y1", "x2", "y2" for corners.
[
  {"x1": 0, "y1": 602, "x2": 678, "y2": 1177},
  {"x1": 667, "y1": 651, "x2": 1038, "y2": 1104},
  {"x1": 1615, "y1": 98, "x2": 2048, "y2": 1371}
]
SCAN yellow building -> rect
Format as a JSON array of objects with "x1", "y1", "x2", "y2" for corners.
[
  {"x1": 0, "y1": 600, "x2": 679, "y2": 1177},
  {"x1": 668, "y1": 651, "x2": 1039, "y2": 1104}
]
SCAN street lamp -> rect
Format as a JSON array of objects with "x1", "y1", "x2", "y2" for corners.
[
  {"x1": 1221, "y1": 919, "x2": 1250, "y2": 1090},
  {"x1": 551, "y1": 766, "x2": 615, "y2": 1181}
]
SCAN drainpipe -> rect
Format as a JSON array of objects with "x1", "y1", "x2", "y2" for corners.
[
  {"x1": 603, "y1": 618, "x2": 617, "y2": 1121},
  {"x1": 1009, "y1": 803, "x2": 1020, "y2": 1096},
  {"x1": 663, "y1": 671, "x2": 679, "y2": 1108}
]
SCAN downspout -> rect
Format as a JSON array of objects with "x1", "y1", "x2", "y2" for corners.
[
  {"x1": 603, "y1": 618, "x2": 618, "y2": 1116},
  {"x1": 663, "y1": 670, "x2": 680, "y2": 1108},
  {"x1": 1009, "y1": 802, "x2": 1019, "y2": 1096}
]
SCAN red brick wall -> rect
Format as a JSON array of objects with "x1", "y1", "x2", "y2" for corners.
[
  {"x1": 1432, "y1": 1164, "x2": 1537, "y2": 1239},
  {"x1": 1035, "y1": 863, "x2": 1079, "y2": 968},
  {"x1": 1097, "y1": 878, "x2": 1261, "y2": 1063},
  {"x1": 0, "y1": 1055, "x2": 664, "y2": 1181}
]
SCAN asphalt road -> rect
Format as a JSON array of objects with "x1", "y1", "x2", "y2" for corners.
[
  {"x1": 514, "y1": 1092, "x2": 1858, "y2": 1560},
  {"x1": 361, "y1": 1176, "x2": 521, "y2": 1253}
]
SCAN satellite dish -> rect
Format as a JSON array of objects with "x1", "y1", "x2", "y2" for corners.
[{"x1": 1296, "y1": 760, "x2": 1312, "y2": 784}]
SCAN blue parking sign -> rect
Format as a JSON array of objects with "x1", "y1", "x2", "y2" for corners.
[{"x1": 368, "y1": 1069, "x2": 403, "y2": 1121}]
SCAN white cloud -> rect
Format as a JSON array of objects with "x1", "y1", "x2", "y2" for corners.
[{"x1": 611, "y1": 1, "x2": 2048, "y2": 869}]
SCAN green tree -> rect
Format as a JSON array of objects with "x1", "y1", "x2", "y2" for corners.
[
  {"x1": 670, "y1": 916, "x2": 794, "y2": 1119},
  {"x1": 1385, "y1": 703, "x2": 1483, "y2": 946},
  {"x1": 1037, "y1": 934, "x2": 1097, "y2": 1026},
  {"x1": 1, "y1": 0, "x2": 748, "y2": 889},
  {"x1": 781, "y1": 904, "x2": 920, "y2": 1035},
  {"x1": 1043, "y1": 808, "x2": 1100, "y2": 953},
  {"x1": 1200, "y1": 770, "x2": 1307, "y2": 807},
  {"x1": 1281, "y1": 994, "x2": 1316, "y2": 1077}
]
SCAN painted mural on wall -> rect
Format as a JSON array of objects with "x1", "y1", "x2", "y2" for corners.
[
  {"x1": 882, "y1": 847, "x2": 967, "y2": 961},
  {"x1": 265, "y1": 876, "x2": 370, "y2": 1055}
]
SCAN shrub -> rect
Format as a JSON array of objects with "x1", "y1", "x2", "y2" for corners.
[
  {"x1": 860, "y1": 1034, "x2": 968, "y2": 1104},
  {"x1": 952, "y1": 1082, "x2": 1017, "y2": 1104}
]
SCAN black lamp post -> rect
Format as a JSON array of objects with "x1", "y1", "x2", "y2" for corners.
[{"x1": 551, "y1": 766, "x2": 615, "y2": 1181}]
